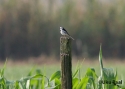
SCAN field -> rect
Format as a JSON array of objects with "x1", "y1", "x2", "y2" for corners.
[
  {"x1": 0, "y1": 54, "x2": 125, "y2": 89},
  {"x1": 1, "y1": 58, "x2": 125, "y2": 80}
]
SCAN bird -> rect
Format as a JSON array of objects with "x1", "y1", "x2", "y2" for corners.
[{"x1": 60, "y1": 27, "x2": 74, "y2": 40}]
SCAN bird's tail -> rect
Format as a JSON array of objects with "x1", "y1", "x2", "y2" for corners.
[{"x1": 69, "y1": 35, "x2": 74, "y2": 40}]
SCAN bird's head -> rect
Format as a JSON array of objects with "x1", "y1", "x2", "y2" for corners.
[{"x1": 60, "y1": 27, "x2": 63, "y2": 31}]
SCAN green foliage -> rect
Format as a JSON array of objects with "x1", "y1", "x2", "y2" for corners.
[{"x1": 0, "y1": 47, "x2": 124, "y2": 89}]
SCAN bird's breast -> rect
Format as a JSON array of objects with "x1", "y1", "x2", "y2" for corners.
[{"x1": 61, "y1": 30, "x2": 66, "y2": 35}]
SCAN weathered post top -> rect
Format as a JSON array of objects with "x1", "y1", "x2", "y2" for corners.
[{"x1": 60, "y1": 36, "x2": 72, "y2": 89}]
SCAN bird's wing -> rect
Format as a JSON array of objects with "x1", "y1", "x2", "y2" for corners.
[{"x1": 63, "y1": 28, "x2": 70, "y2": 35}]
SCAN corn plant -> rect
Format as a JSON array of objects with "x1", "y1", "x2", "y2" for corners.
[{"x1": 0, "y1": 46, "x2": 125, "y2": 89}]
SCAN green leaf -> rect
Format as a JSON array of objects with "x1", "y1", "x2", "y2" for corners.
[
  {"x1": 41, "y1": 74, "x2": 45, "y2": 89},
  {"x1": 14, "y1": 81, "x2": 20, "y2": 89},
  {"x1": 99, "y1": 45, "x2": 103, "y2": 70},
  {"x1": 73, "y1": 78, "x2": 79, "y2": 89},
  {"x1": 31, "y1": 74, "x2": 45, "y2": 79},
  {"x1": 102, "y1": 68, "x2": 118, "y2": 89},
  {"x1": 50, "y1": 71, "x2": 61, "y2": 81},
  {"x1": 76, "y1": 76, "x2": 89, "y2": 89},
  {"x1": 103, "y1": 68, "x2": 117, "y2": 80},
  {"x1": 54, "y1": 78, "x2": 61, "y2": 89},
  {"x1": 85, "y1": 68, "x2": 98, "y2": 89},
  {"x1": 0, "y1": 59, "x2": 7, "y2": 77},
  {"x1": 73, "y1": 59, "x2": 85, "y2": 79},
  {"x1": 27, "y1": 66, "x2": 35, "y2": 76},
  {"x1": 73, "y1": 68, "x2": 79, "y2": 78}
]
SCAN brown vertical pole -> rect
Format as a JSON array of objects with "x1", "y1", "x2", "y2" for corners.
[{"x1": 60, "y1": 36, "x2": 72, "y2": 89}]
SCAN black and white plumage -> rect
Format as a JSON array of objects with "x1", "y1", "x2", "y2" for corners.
[{"x1": 60, "y1": 27, "x2": 74, "y2": 40}]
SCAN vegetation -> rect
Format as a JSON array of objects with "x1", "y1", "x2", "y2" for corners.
[
  {"x1": 0, "y1": 0, "x2": 125, "y2": 60},
  {"x1": 0, "y1": 47, "x2": 124, "y2": 89}
]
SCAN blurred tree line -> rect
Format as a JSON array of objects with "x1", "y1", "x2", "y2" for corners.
[{"x1": 0, "y1": 0, "x2": 125, "y2": 60}]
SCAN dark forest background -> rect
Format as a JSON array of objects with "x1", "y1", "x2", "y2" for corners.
[{"x1": 0, "y1": 0, "x2": 125, "y2": 60}]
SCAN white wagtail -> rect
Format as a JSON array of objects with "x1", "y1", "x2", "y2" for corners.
[{"x1": 60, "y1": 27, "x2": 74, "y2": 40}]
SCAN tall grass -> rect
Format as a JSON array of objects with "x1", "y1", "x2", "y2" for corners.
[{"x1": 0, "y1": 47, "x2": 124, "y2": 89}]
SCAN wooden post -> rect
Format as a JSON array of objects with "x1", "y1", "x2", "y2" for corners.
[{"x1": 60, "y1": 36, "x2": 72, "y2": 89}]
